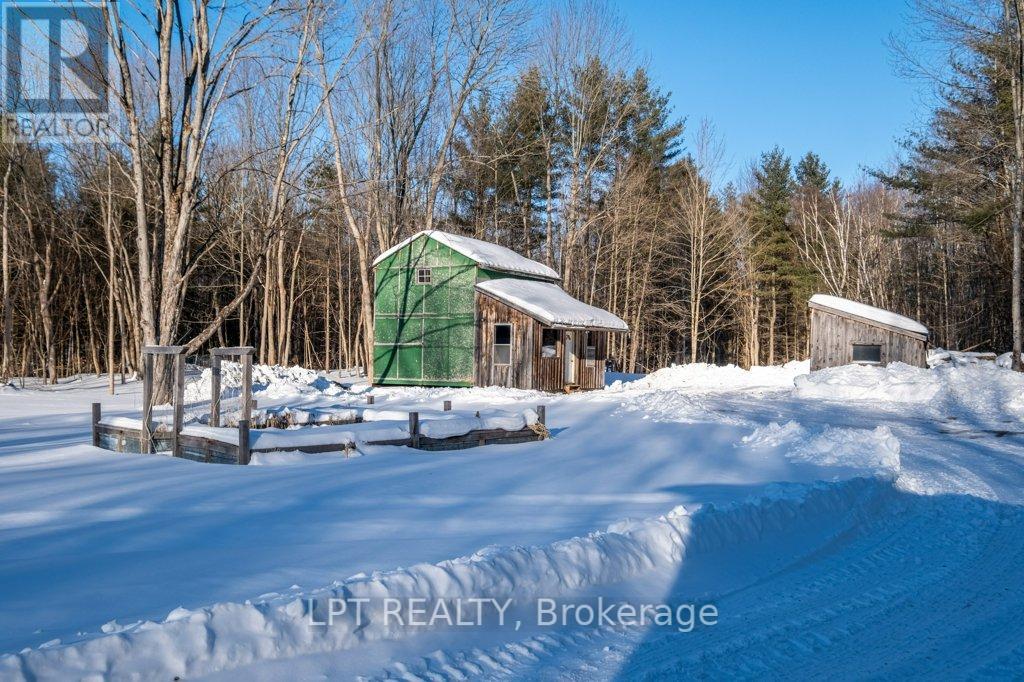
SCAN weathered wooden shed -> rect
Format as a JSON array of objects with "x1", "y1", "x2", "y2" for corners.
[
  {"x1": 809, "y1": 294, "x2": 929, "y2": 371},
  {"x1": 372, "y1": 230, "x2": 628, "y2": 391}
]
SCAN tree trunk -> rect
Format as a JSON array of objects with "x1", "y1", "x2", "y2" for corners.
[
  {"x1": 1007, "y1": 0, "x2": 1024, "y2": 370},
  {"x1": 0, "y1": 158, "x2": 11, "y2": 381}
]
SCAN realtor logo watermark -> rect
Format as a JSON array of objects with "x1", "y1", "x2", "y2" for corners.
[
  {"x1": 307, "y1": 597, "x2": 719, "y2": 634},
  {"x1": 3, "y1": 1, "x2": 113, "y2": 143}
]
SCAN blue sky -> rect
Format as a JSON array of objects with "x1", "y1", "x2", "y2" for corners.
[{"x1": 613, "y1": 0, "x2": 927, "y2": 185}]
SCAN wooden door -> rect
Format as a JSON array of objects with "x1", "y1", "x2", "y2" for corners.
[{"x1": 563, "y1": 331, "x2": 576, "y2": 384}]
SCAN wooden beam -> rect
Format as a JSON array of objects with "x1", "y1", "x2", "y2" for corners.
[
  {"x1": 210, "y1": 346, "x2": 255, "y2": 357},
  {"x1": 141, "y1": 345, "x2": 187, "y2": 355}
]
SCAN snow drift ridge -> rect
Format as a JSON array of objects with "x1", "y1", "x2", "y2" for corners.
[{"x1": 0, "y1": 476, "x2": 897, "y2": 680}]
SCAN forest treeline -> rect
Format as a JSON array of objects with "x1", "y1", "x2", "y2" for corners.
[{"x1": 1, "y1": 0, "x2": 1022, "y2": 386}]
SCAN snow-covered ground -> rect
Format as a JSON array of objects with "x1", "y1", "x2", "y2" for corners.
[{"x1": 2, "y1": 358, "x2": 1024, "y2": 679}]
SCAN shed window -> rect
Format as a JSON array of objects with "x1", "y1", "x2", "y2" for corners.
[
  {"x1": 584, "y1": 331, "x2": 597, "y2": 362},
  {"x1": 416, "y1": 268, "x2": 432, "y2": 284},
  {"x1": 541, "y1": 329, "x2": 558, "y2": 358},
  {"x1": 852, "y1": 343, "x2": 882, "y2": 364},
  {"x1": 493, "y1": 324, "x2": 512, "y2": 365}
]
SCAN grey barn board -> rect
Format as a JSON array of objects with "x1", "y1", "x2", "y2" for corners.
[{"x1": 809, "y1": 303, "x2": 928, "y2": 371}]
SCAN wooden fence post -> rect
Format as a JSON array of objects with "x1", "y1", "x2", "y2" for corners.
[
  {"x1": 537, "y1": 405, "x2": 546, "y2": 426},
  {"x1": 409, "y1": 412, "x2": 420, "y2": 448},
  {"x1": 171, "y1": 351, "x2": 186, "y2": 457},
  {"x1": 91, "y1": 403, "x2": 101, "y2": 447},
  {"x1": 241, "y1": 352, "x2": 253, "y2": 426},
  {"x1": 238, "y1": 419, "x2": 250, "y2": 465},
  {"x1": 443, "y1": 400, "x2": 451, "y2": 411},
  {"x1": 141, "y1": 353, "x2": 154, "y2": 453},
  {"x1": 210, "y1": 353, "x2": 221, "y2": 427}
]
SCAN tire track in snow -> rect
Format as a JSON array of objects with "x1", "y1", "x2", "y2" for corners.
[{"x1": 363, "y1": 484, "x2": 1024, "y2": 680}]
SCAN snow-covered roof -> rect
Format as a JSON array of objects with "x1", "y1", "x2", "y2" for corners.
[
  {"x1": 373, "y1": 230, "x2": 560, "y2": 281},
  {"x1": 476, "y1": 278, "x2": 629, "y2": 331},
  {"x1": 809, "y1": 294, "x2": 929, "y2": 337}
]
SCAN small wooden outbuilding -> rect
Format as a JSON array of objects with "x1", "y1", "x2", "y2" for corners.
[
  {"x1": 474, "y1": 278, "x2": 628, "y2": 391},
  {"x1": 372, "y1": 230, "x2": 629, "y2": 391},
  {"x1": 809, "y1": 294, "x2": 929, "y2": 371}
]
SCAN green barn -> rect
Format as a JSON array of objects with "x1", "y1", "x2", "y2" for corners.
[{"x1": 372, "y1": 230, "x2": 628, "y2": 391}]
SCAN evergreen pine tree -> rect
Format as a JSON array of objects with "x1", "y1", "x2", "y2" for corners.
[{"x1": 749, "y1": 147, "x2": 795, "y2": 363}]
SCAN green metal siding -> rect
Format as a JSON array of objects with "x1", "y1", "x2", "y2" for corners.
[
  {"x1": 477, "y1": 267, "x2": 553, "y2": 283},
  {"x1": 373, "y1": 234, "x2": 478, "y2": 386}
]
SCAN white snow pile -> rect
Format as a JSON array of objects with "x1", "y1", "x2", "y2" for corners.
[
  {"x1": 0, "y1": 476, "x2": 893, "y2": 680},
  {"x1": 260, "y1": 404, "x2": 359, "y2": 425},
  {"x1": 181, "y1": 424, "x2": 406, "y2": 450},
  {"x1": 363, "y1": 407, "x2": 539, "y2": 439},
  {"x1": 996, "y1": 351, "x2": 1024, "y2": 369},
  {"x1": 607, "y1": 360, "x2": 808, "y2": 393},
  {"x1": 249, "y1": 450, "x2": 360, "y2": 466},
  {"x1": 741, "y1": 421, "x2": 901, "y2": 476},
  {"x1": 928, "y1": 348, "x2": 998, "y2": 368},
  {"x1": 96, "y1": 416, "x2": 145, "y2": 430},
  {"x1": 739, "y1": 420, "x2": 806, "y2": 448},
  {"x1": 183, "y1": 362, "x2": 345, "y2": 403},
  {"x1": 418, "y1": 408, "x2": 538, "y2": 439},
  {"x1": 794, "y1": 362, "x2": 940, "y2": 403},
  {"x1": 795, "y1": 361, "x2": 1024, "y2": 423}
]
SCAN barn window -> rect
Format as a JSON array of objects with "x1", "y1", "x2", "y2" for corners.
[
  {"x1": 852, "y1": 343, "x2": 882, "y2": 364},
  {"x1": 541, "y1": 329, "x2": 558, "y2": 358},
  {"x1": 415, "y1": 267, "x2": 432, "y2": 284},
  {"x1": 493, "y1": 324, "x2": 512, "y2": 365},
  {"x1": 584, "y1": 331, "x2": 597, "y2": 362}
]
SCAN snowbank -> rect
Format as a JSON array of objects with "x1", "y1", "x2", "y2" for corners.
[
  {"x1": 928, "y1": 348, "x2": 998, "y2": 368},
  {"x1": 418, "y1": 409, "x2": 538, "y2": 439},
  {"x1": 364, "y1": 407, "x2": 539, "y2": 439},
  {"x1": 795, "y1": 362, "x2": 1024, "y2": 425},
  {"x1": 607, "y1": 360, "x2": 808, "y2": 393},
  {"x1": 256, "y1": 404, "x2": 360, "y2": 427},
  {"x1": 183, "y1": 363, "x2": 344, "y2": 403},
  {"x1": 739, "y1": 420, "x2": 806, "y2": 448},
  {"x1": 741, "y1": 421, "x2": 901, "y2": 476},
  {"x1": 0, "y1": 477, "x2": 894, "y2": 680},
  {"x1": 794, "y1": 362, "x2": 940, "y2": 403},
  {"x1": 996, "y1": 351, "x2": 1024, "y2": 369},
  {"x1": 249, "y1": 451, "x2": 359, "y2": 466},
  {"x1": 181, "y1": 424, "x2": 371, "y2": 450},
  {"x1": 97, "y1": 416, "x2": 144, "y2": 430}
]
